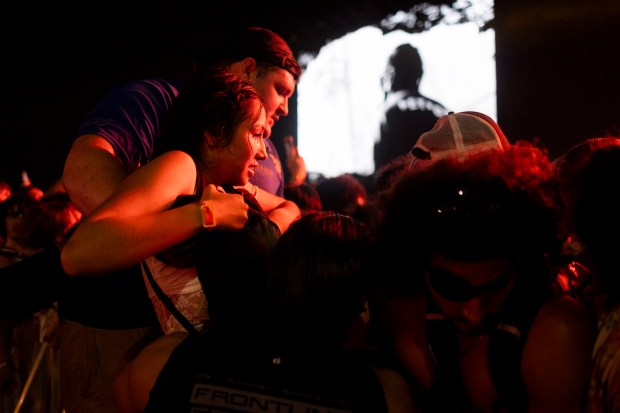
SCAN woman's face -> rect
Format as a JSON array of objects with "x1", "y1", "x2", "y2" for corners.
[{"x1": 210, "y1": 101, "x2": 267, "y2": 186}]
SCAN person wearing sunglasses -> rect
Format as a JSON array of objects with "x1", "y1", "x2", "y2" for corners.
[{"x1": 371, "y1": 142, "x2": 594, "y2": 412}]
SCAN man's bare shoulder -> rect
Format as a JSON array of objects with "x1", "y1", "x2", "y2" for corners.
[
  {"x1": 70, "y1": 134, "x2": 116, "y2": 152},
  {"x1": 536, "y1": 294, "x2": 593, "y2": 329},
  {"x1": 519, "y1": 295, "x2": 594, "y2": 412}
]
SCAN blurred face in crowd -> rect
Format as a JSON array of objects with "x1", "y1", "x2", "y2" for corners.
[{"x1": 425, "y1": 253, "x2": 517, "y2": 335}]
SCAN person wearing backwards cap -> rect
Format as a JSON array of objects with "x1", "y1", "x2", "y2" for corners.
[
  {"x1": 409, "y1": 111, "x2": 511, "y2": 170},
  {"x1": 371, "y1": 138, "x2": 593, "y2": 412},
  {"x1": 58, "y1": 26, "x2": 303, "y2": 413},
  {"x1": 372, "y1": 110, "x2": 510, "y2": 215}
]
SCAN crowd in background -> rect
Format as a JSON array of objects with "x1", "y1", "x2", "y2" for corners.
[
  {"x1": 0, "y1": 25, "x2": 619, "y2": 413},
  {"x1": 2, "y1": 132, "x2": 619, "y2": 413}
]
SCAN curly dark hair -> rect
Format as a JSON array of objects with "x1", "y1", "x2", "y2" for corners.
[{"x1": 373, "y1": 142, "x2": 563, "y2": 297}]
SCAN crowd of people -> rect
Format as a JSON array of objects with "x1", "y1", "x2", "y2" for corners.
[{"x1": 0, "y1": 25, "x2": 618, "y2": 413}]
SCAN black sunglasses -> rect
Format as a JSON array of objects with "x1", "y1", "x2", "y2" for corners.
[{"x1": 426, "y1": 261, "x2": 516, "y2": 302}]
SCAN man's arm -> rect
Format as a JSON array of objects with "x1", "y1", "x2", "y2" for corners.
[
  {"x1": 522, "y1": 296, "x2": 594, "y2": 413},
  {"x1": 62, "y1": 134, "x2": 130, "y2": 216},
  {"x1": 250, "y1": 184, "x2": 300, "y2": 233}
]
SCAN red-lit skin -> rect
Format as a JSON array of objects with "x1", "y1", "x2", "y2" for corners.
[
  {"x1": 202, "y1": 104, "x2": 267, "y2": 186},
  {"x1": 62, "y1": 102, "x2": 297, "y2": 276},
  {"x1": 58, "y1": 37, "x2": 303, "y2": 413},
  {"x1": 378, "y1": 252, "x2": 593, "y2": 413},
  {"x1": 231, "y1": 59, "x2": 296, "y2": 139},
  {"x1": 62, "y1": 60, "x2": 297, "y2": 216}
]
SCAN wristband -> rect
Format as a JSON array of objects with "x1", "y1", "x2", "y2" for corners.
[{"x1": 200, "y1": 201, "x2": 216, "y2": 229}]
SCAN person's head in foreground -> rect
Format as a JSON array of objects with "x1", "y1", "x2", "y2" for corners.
[
  {"x1": 192, "y1": 26, "x2": 301, "y2": 139},
  {"x1": 376, "y1": 142, "x2": 562, "y2": 332},
  {"x1": 265, "y1": 211, "x2": 374, "y2": 349}
]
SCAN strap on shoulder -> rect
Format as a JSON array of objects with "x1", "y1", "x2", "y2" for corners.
[{"x1": 141, "y1": 261, "x2": 199, "y2": 335}]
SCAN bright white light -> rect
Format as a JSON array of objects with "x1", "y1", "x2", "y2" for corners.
[{"x1": 297, "y1": 2, "x2": 496, "y2": 179}]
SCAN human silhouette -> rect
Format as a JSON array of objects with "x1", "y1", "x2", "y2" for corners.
[{"x1": 374, "y1": 43, "x2": 449, "y2": 171}]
